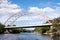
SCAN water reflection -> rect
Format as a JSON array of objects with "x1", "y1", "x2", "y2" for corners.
[
  {"x1": 52, "y1": 35, "x2": 60, "y2": 40},
  {"x1": 0, "y1": 33, "x2": 60, "y2": 40}
]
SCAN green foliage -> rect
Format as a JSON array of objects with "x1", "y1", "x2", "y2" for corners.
[
  {"x1": 46, "y1": 30, "x2": 51, "y2": 33},
  {"x1": 0, "y1": 23, "x2": 5, "y2": 33},
  {"x1": 12, "y1": 28, "x2": 24, "y2": 33},
  {"x1": 34, "y1": 17, "x2": 60, "y2": 34},
  {"x1": 34, "y1": 27, "x2": 43, "y2": 33},
  {"x1": 12, "y1": 28, "x2": 33, "y2": 33},
  {"x1": 47, "y1": 17, "x2": 60, "y2": 30},
  {"x1": 34, "y1": 27, "x2": 50, "y2": 34}
]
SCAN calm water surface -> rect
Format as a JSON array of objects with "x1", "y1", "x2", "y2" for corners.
[{"x1": 0, "y1": 32, "x2": 60, "y2": 40}]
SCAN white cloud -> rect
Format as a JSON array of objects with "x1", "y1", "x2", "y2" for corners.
[
  {"x1": 0, "y1": 0, "x2": 60, "y2": 25},
  {"x1": 28, "y1": 7, "x2": 50, "y2": 20},
  {"x1": 0, "y1": 0, "x2": 23, "y2": 24},
  {"x1": 28, "y1": 7, "x2": 54, "y2": 13},
  {"x1": 0, "y1": 0, "x2": 22, "y2": 14},
  {"x1": 28, "y1": 7, "x2": 42, "y2": 13},
  {"x1": 43, "y1": 7, "x2": 54, "y2": 12},
  {"x1": 0, "y1": 15, "x2": 9, "y2": 24},
  {"x1": 17, "y1": 15, "x2": 45, "y2": 21},
  {"x1": 28, "y1": 7, "x2": 60, "y2": 20},
  {"x1": 0, "y1": 8, "x2": 22, "y2": 14}
]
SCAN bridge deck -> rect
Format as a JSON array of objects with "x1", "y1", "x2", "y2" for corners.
[{"x1": 5, "y1": 24, "x2": 52, "y2": 29}]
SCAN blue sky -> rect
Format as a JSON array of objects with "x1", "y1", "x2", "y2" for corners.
[
  {"x1": 0, "y1": 0, "x2": 60, "y2": 27},
  {"x1": 10, "y1": 0, "x2": 60, "y2": 9}
]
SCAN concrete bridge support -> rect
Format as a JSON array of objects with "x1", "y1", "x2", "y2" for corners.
[
  {"x1": 50, "y1": 26, "x2": 53, "y2": 37},
  {"x1": 4, "y1": 29, "x2": 10, "y2": 33},
  {"x1": 4, "y1": 29, "x2": 13, "y2": 33}
]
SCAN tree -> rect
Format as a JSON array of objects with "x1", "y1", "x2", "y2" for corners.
[
  {"x1": 0, "y1": 23, "x2": 5, "y2": 33},
  {"x1": 34, "y1": 27, "x2": 50, "y2": 34},
  {"x1": 34, "y1": 17, "x2": 60, "y2": 34},
  {"x1": 46, "y1": 17, "x2": 60, "y2": 35}
]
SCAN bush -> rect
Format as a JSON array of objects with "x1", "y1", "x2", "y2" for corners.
[{"x1": 0, "y1": 23, "x2": 5, "y2": 33}]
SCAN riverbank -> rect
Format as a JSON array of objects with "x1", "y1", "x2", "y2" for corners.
[{"x1": 34, "y1": 31, "x2": 60, "y2": 36}]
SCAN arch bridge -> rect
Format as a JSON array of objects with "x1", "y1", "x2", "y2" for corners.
[{"x1": 3, "y1": 11, "x2": 58, "y2": 33}]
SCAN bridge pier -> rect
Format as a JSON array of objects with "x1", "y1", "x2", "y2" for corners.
[
  {"x1": 50, "y1": 26, "x2": 53, "y2": 36},
  {"x1": 4, "y1": 29, "x2": 10, "y2": 33},
  {"x1": 4, "y1": 29, "x2": 13, "y2": 33}
]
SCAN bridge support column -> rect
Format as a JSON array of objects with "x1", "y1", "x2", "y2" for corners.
[
  {"x1": 4, "y1": 29, "x2": 13, "y2": 33},
  {"x1": 4, "y1": 29, "x2": 10, "y2": 33},
  {"x1": 50, "y1": 26, "x2": 54, "y2": 37}
]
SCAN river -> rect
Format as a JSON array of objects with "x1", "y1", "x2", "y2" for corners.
[{"x1": 0, "y1": 32, "x2": 60, "y2": 40}]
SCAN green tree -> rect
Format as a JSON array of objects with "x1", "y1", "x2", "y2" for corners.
[
  {"x1": 0, "y1": 23, "x2": 5, "y2": 33},
  {"x1": 34, "y1": 17, "x2": 60, "y2": 34},
  {"x1": 34, "y1": 27, "x2": 50, "y2": 34},
  {"x1": 46, "y1": 17, "x2": 60, "y2": 35}
]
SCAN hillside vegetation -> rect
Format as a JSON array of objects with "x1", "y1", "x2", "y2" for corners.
[{"x1": 34, "y1": 17, "x2": 60, "y2": 35}]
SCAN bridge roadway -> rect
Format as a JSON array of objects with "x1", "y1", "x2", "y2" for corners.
[{"x1": 5, "y1": 24, "x2": 52, "y2": 29}]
